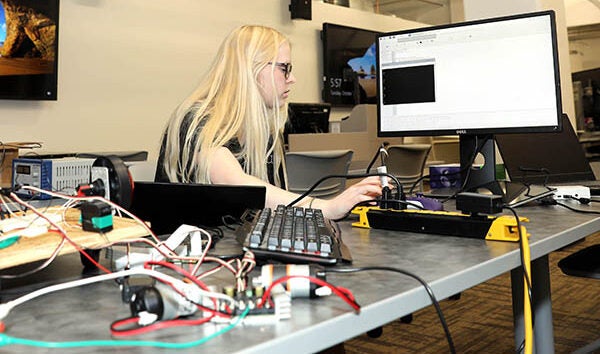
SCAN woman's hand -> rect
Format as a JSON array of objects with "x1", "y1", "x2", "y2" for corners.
[{"x1": 317, "y1": 176, "x2": 384, "y2": 220}]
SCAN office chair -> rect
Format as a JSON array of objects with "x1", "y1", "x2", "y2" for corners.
[
  {"x1": 557, "y1": 244, "x2": 600, "y2": 353},
  {"x1": 385, "y1": 144, "x2": 432, "y2": 193},
  {"x1": 285, "y1": 149, "x2": 353, "y2": 199}
]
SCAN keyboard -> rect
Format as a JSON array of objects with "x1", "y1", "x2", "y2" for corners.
[{"x1": 235, "y1": 205, "x2": 352, "y2": 265}]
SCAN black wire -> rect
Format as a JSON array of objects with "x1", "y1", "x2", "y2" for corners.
[
  {"x1": 566, "y1": 195, "x2": 591, "y2": 204},
  {"x1": 516, "y1": 339, "x2": 525, "y2": 354},
  {"x1": 286, "y1": 172, "x2": 403, "y2": 208},
  {"x1": 326, "y1": 266, "x2": 456, "y2": 354},
  {"x1": 554, "y1": 201, "x2": 600, "y2": 214}
]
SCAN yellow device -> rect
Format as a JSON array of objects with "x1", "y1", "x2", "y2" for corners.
[{"x1": 351, "y1": 206, "x2": 529, "y2": 242}]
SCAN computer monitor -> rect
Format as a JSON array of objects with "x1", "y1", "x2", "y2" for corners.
[
  {"x1": 285, "y1": 103, "x2": 331, "y2": 143},
  {"x1": 376, "y1": 10, "x2": 562, "y2": 195}
]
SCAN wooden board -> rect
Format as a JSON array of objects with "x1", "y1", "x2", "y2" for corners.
[{"x1": 0, "y1": 208, "x2": 150, "y2": 269}]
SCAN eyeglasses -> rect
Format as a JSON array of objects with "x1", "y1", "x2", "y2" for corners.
[{"x1": 269, "y1": 62, "x2": 293, "y2": 79}]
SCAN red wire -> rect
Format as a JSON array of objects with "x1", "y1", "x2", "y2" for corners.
[
  {"x1": 10, "y1": 196, "x2": 112, "y2": 274},
  {"x1": 336, "y1": 286, "x2": 356, "y2": 302},
  {"x1": 259, "y1": 275, "x2": 361, "y2": 313},
  {"x1": 110, "y1": 314, "x2": 214, "y2": 336}
]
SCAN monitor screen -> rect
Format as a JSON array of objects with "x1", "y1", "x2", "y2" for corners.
[
  {"x1": 0, "y1": 0, "x2": 59, "y2": 100},
  {"x1": 376, "y1": 10, "x2": 562, "y2": 137},
  {"x1": 285, "y1": 102, "x2": 331, "y2": 138},
  {"x1": 322, "y1": 23, "x2": 380, "y2": 107}
]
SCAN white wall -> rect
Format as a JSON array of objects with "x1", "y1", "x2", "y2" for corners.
[
  {"x1": 564, "y1": 0, "x2": 600, "y2": 26},
  {"x1": 0, "y1": 1, "x2": 422, "y2": 176}
]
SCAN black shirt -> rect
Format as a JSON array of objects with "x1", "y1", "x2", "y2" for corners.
[{"x1": 155, "y1": 111, "x2": 283, "y2": 187}]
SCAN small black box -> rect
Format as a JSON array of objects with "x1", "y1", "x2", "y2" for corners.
[
  {"x1": 456, "y1": 192, "x2": 504, "y2": 215},
  {"x1": 81, "y1": 200, "x2": 113, "y2": 233},
  {"x1": 289, "y1": 0, "x2": 311, "y2": 20}
]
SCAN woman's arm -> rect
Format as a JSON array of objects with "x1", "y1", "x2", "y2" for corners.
[{"x1": 208, "y1": 147, "x2": 383, "y2": 220}]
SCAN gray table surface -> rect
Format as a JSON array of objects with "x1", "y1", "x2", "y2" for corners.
[{"x1": 0, "y1": 202, "x2": 598, "y2": 354}]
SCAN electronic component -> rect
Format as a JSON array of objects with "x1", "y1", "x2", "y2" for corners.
[
  {"x1": 129, "y1": 282, "x2": 199, "y2": 322},
  {"x1": 12, "y1": 157, "x2": 95, "y2": 198},
  {"x1": 236, "y1": 205, "x2": 352, "y2": 265},
  {"x1": 80, "y1": 200, "x2": 113, "y2": 233},
  {"x1": 549, "y1": 185, "x2": 591, "y2": 201},
  {"x1": 455, "y1": 192, "x2": 504, "y2": 215},
  {"x1": 214, "y1": 284, "x2": 291, "y2": 325},
  {"x1": 76, "y1": 178, "x2": 106, "y2": 198},
  {"x1": 92, "y1": 156, "x2": 134, "y2": 208},
  {"x1": 127, "y1": 281, "x2": 291, "y2": 326},
  {"x1": 254, "y1": 264, "x2": 331, "y2": 298},
  {"x1": 113, "y1": 224, "x2": 204, "y2": 271}
]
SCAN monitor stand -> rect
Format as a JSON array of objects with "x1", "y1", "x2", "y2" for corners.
[{"x1": 459, "y1": 134, "x2": 505, "y2": 199}]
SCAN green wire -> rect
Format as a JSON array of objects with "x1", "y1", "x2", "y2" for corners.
[
  {"x1": 0, "y1": 308, "x2": 249, "y2": 349},
  {"x1": 0, "y1": 235, "x2": 20, "y2": 249}
]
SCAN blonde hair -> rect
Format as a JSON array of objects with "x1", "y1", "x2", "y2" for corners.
[{"x1": 161, "y1": 25, "x2": 289, "y2": 186}]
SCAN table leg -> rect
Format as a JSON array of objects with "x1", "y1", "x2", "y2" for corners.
[{"x1": 511, "y1": 255, "x2": 555, "y2": 354}]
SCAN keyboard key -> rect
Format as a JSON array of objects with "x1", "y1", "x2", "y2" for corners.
[{"x1": 319, "y1": 235, "x2": 332, "y2": 254}]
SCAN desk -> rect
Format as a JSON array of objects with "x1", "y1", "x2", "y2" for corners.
[{"x1": 1, "y1": 203, "x2": 599, "y2": 353}]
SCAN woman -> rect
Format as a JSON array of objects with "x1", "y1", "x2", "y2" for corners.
[{"x1": 156, "y1": 25, "x2": 382, "y2": 220}]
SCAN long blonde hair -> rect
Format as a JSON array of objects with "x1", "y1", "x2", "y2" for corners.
[{"x1": 161, "y1": 25, "x2": 289, "y2": 186}]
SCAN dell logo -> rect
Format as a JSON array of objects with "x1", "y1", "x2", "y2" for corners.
[{"x1": 455, "y1": 129, "x2": 467, "y2": 134}]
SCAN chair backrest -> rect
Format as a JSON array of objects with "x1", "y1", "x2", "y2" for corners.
[
  {"x1": 285, "y1": 149, "x2": 353, "y2": 198},
  {"x1": 385, "y1": 144, "x2": 432, "y2": 192}
]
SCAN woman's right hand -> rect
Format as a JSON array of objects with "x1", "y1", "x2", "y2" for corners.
[{"x1": 317, "y1": 176, "x2": 384, "y2": 220}]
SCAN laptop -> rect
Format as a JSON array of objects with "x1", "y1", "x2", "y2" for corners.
[
  {"x1": 128, "y1": 181, "x2": 266, "y2": 235},
  {"x1": 496, "y1": 113, "x2": 600, "y2": 194}
]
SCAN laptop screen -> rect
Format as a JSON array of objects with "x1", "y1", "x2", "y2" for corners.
[
  {"x1": 496, "y1": 114, "x2": 595, "y2": 185},
  {"x1": 129, "y1": 182, "x2": 266, "y2": 235}
]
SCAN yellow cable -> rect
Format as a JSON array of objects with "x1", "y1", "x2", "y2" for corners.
[{"x1": 521, "y1": 227, "x2": 533, "y2": 354}]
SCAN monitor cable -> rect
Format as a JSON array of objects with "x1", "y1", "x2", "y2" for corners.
[
  {"x1": 286, "y1": 172, "x2": 404, "y2": 210},
  {"x1": 365, "y1": 143, "x2": 389, "y2": 175},
  {"x1": 552, "y1": 200, "x2": 600, "y2": 214}
]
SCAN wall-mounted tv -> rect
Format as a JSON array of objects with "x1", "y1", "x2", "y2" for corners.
[
  {"x1": 0, "y1": 0, "x2": 59, "y2": 100},
  {"x1": 321, "y1": 23, "x2": 380, "y2": 107}
]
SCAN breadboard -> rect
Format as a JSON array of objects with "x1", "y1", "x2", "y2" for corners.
[{"x1": 0, "y1": 207, "x2": 150, "y2": 269}]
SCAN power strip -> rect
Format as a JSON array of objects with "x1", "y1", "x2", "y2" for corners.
[{"x1": 549, "y1": 185, "x2": 590, "y2": 201}]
